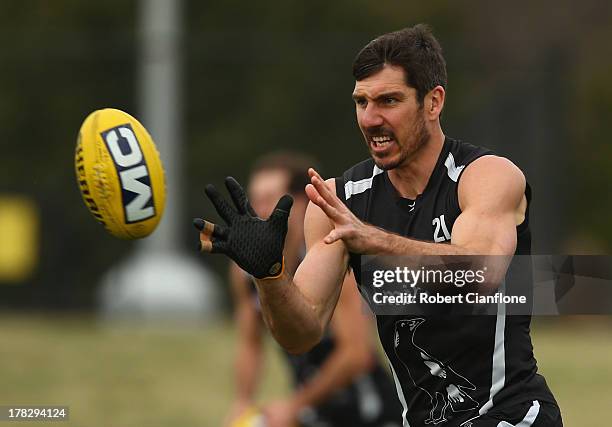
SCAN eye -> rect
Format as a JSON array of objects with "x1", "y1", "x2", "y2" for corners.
[
  {"x1": 354, "y1": 97, "x2": 367, "y2": 108},
  {"x1": 383, "y1": 97, "x2": 397, "y2": 105}
]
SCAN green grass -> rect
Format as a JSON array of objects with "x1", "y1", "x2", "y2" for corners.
[
  {"x1": 0, "y1": 314, "x2": 610, "y2": 426},
  {"x1": 531, "y1": 317, "x2": 612, "y2": 426},
  {"x1": 0, "y1": 314, "x2": 291, "y2": 427}
]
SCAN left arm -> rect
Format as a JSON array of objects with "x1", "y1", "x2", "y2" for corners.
[{"x1": 307, "y1": 156, "x2": 527, "y2": 257}]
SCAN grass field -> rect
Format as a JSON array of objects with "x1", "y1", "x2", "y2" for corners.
[{"x1": 0, "y1": 314, "x2": 610, "y2": 426}]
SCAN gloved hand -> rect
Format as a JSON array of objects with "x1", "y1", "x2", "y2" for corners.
[{"x1": 194, "y1": 176, "x2": 293, "y2": 279}]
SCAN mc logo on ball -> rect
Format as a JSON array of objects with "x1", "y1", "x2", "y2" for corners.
[{"x1": 101, "y1": 124, "x2": 156, "y2": 223}]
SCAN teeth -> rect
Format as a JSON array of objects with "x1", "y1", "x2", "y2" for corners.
[
  {"x1": 372, "y1": 136, "x2": 392, "y2": 146},
  {"x1": 372, "y1": 136, "x2": 391, "y2": 142}
]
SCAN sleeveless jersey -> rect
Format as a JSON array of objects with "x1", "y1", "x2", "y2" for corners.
[{"x1": 335, "y1": 137, "x2": 557, "y2": 426}]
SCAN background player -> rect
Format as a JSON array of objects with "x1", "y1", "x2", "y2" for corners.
[{"x1": 221, "y1": 152, "x2": 401, "y2": 427}]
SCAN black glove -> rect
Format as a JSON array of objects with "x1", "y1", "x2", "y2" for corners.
[{"x1": 194, "y1": 176, "x2": 293, "y2": 279}]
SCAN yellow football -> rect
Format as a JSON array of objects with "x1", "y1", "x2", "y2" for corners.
[
  {"x1": 75, "y1": 108, "x2": 166, "y2": 239},
  {"x1": 230, "y1": 407, "x2": 267, "y2": 427}
]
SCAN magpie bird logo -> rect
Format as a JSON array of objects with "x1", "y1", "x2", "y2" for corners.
[{"x1": 394, "y1": 318, "x2": 479, "y2": 424}]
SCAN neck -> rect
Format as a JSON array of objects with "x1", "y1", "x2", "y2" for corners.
[{"x1": 387, "y1": 126, "x2": 445, "y2": 199}]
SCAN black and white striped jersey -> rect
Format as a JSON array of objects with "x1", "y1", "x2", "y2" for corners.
[{"x1": 335, "y1": 137, "x2": 557, "y2": 426}]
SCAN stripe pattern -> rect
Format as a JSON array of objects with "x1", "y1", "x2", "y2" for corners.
[
  {"x1": 479, "y1": 285, "x2": 507, "y2": 416},
  {"x1": 461, "y1": 286, "x2": 508, "y2": 427},
  {"x1": 444, "y1": 152, "x2": 465, "y2": 182},
  {"x1": 387, "y1": 357, "x2": 411, "y2": 427},
  {"x1": 345, "y1": 164, "x2": 384, "y2": 200},
  {"x1": 496, "y1": 400, "x2": 541, "y2": 427}
]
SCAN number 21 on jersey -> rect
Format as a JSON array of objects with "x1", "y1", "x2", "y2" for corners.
[{"x1": 432, "y1": 214, "x2": 451, "y2": 242}]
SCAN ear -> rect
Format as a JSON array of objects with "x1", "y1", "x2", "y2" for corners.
[{"x1": 425, "y1": 85, "x2": 445, "y2": 120}]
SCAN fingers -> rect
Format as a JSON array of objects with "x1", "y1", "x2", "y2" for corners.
[
  {"x1": 193, "y1": 218, "x2": 229, "y2": 254},
  {"x1": 225, "y1": 177, "x2": 250, "y2": 215},
  {"x1": 270, "y1": 194, "x2": 293, "y2": 224},
  {"x1": 245, "y1": 199, "x2": 258, "y2": 217},
  {"x1": 205, "y1": 184, "x2": 236, "y2": 225},
  {"x1": 193, "y1": 218, "x2": 229, "y2": 239},
  {"x1": 308, "y1": 167, "x2": 323, "y2": 180},
  {"x1": 193, "y1": 218, "x2": 213, "y2": 234},
  {"x1": 198, "y1": 238, "x2": 229, "y2": 254},
  {"x1": 211, "y1": 239, "x2": 229, "y2": 254},
  {"x1": 305, "y1": 182, "x2": 343, "y2": 222},
  {"x1": 324, "y1": 229, "x2": 342, "y2": 245},
  {"x1": 308, "y1": 169, "x2": 344, "y2": 212},
  {"x1": 198, "y1": 239, "x2": 212, "y2": 252}
]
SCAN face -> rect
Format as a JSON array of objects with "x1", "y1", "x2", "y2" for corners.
[
  {"x1": 352, "y1": 65, "x2": 430, "y2": 170},
  {"x1": 248, "y1": 169, "x2": 290, "y2": 218}
]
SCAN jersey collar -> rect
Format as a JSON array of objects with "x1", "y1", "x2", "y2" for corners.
[{"x1": 382, "y1": 137, "x2": 451, "y2": 212}]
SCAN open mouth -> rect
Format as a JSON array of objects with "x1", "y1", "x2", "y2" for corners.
[{"x1": 370, "y1": 135, "x2": 395, "y2": 151}]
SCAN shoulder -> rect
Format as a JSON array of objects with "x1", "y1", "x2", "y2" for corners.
[
  {"x1": 340, "y1": 158, "x2": 376, "y2": 180},
  {"x1": 458, "y1": 155, "x2": 526, "y2": 211},
  {"x1": 460, "y1": 155, "x2": 525, "y2": 187},
  {"x1": 446, "y1": 138, "x2": 494, "y2": 161},
  {"x1": 337, "y1": 158, "x2": 383, "y2": 202},
  {"x1": 443, "y1": 138, "x2": 493, "y2": 176},
  {"x1": 338, "y1": 158, "x2": 378, "y2": 183}
]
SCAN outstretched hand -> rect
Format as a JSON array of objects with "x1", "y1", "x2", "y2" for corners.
[
  {"x1": 194, "y1": 176, "x2": 293, "y2": 279},
  {"x1": 305, "y1": 168, "x2": 382, "y2": 254}
]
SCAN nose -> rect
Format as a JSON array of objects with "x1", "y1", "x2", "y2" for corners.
[{"x1": 359, "y1": 103, "x2": 384, "y2": 129}]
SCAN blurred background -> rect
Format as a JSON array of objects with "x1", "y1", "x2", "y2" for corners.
[{"x1": 0, "y1": 0, "x2": 611, "y2": 425}]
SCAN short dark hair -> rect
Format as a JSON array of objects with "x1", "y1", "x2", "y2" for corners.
[
  {"x1": 352, "y1": 24, "x2": 447, "y2": 105},
  {"x1": 250, "y1": 151, "x2": 317, "y2": 195}
]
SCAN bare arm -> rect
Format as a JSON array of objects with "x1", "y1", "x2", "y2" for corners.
[
  {"x1": 254, "y1": 179, "x2": 350, "y2": 354},
  {"x1": 289, "y1": 271, "x2": 374, "y2": 410},
  {"x1": 306, "y1": 156, "x2": 526, "y2": 257},
  {"x1": 225, "y1": 262, "x2": 263, "y2": 424}
]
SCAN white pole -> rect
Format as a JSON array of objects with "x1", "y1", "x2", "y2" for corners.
[
  {"x1": 98, "y1": 0, "x2": 220, "y2": 323},
  {"x1": 138, "y1": 0, "x2": 182, "y2": 251}
]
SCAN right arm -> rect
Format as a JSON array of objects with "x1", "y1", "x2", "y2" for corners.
[
  {"x1": 226, "y1": 262, "x2": 263, "y2": 424},
  {"x1": 230, "y1": 262, "x2": 263, "y2": 406},
  {"x1": 254, "y1": 179, "x2": 349, "y2": 354}
]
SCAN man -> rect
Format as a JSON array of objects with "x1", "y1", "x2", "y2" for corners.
[
  {"x1": 221, "y1": 152, "x2": 402, "y2": 427},
  {"x1": 195, "y1": 25, "x2": 562, "y2": 426}
]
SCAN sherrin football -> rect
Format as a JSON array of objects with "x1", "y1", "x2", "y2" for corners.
[{"x1": 75, "y1": 108, "x2": 166, "y2": 239}]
